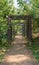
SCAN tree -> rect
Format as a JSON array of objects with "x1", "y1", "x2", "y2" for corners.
[
  {"x1": 17, "y1": 0, "x2": 39, "y2": 43},
  {"x1": 0, "y1": 0, "x2": 16, "y2": 44}
]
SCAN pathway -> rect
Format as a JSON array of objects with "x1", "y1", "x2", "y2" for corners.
[{"x1": 0, "y1": 35, "x2": 39, "y2": 65}]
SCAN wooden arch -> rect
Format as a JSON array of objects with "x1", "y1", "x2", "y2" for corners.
[{"x1": 7, "y1": 15, "x2": 32, "y2": 44}]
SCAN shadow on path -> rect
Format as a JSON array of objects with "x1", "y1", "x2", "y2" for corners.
[{"x1": 0, "y1": 35, "x2": 39, "y2": 65}]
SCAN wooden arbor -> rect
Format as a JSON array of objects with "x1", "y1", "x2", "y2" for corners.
[{"x1": 7, "y1": 15, "x2": 32, "y2": 44}]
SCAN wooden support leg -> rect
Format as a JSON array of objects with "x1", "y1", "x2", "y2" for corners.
[
  {"x1": 7, "y1": 17, "x2": 12, "y2": 44},
  {"x1": 27, "y1": 18, "x2": 32, "y2": 44}
]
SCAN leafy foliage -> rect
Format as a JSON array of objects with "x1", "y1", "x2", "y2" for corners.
[{"x1": 0, "y1": 0, "x2": 39, "y2": 61}]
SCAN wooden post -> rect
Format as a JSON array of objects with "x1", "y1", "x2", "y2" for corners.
[
  {"x1": 22, "y1": 23, "x2": 25, "y2": 36},
  {"x1": 0, "y1": 31, "x2": 2, "y2": 44},
  {"x1": 7, "y1": 17, "x2": 12, "y2": 44},
  {"x1": 27, "y1": 17, "x2": 32, "y2": 44},
  {"x1": 25, "y1": 20, "x2": 27, "y2": 37}
]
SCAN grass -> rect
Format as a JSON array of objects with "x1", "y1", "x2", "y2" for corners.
[
  {"x1": 0, "y1": 34, "x2": 15, "y2": 62},
  {"x1": 0, "y1": 42, "x2": 11, "y2": 62},
  {"x1": 27, "y1": 37, "x2": 39, "y2": 62}
]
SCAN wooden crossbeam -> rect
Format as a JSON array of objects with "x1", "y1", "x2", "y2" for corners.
[{"x1": 7, "y1": 15, "x2": 32, "y2": 20}]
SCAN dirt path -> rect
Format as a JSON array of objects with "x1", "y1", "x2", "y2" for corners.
[{"x1": 0, "y1": 35, "x2": 39, "y2": 65}]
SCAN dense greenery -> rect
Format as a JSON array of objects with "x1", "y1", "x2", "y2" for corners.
[
  {"x1": 17, "y1": 0, "x2": 39, "y2": 30},
  {"x1": 0, "y1": 0, "x2": 39, "y2": 62},
  {"x1": 27, "y1": 37, "x2": 39, "y2": 62}
]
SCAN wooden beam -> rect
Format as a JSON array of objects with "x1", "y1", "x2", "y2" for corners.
[{"x1": 7, "y1": 15, "x2": 32, "y2": 20}]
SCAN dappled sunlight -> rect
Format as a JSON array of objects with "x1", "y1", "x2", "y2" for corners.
[
  {"x1": 32, "y1": 33, "x2": 39, "y2": 38},
  {"x1": 4, "y1": 54, "x2": 31, "y2": 63},
  {"x1": 0, "y1": 35, "x2": 39, "y2": 65},
  {"x1": 12, "y1": 35, "x2": 26, "y2": 44}
]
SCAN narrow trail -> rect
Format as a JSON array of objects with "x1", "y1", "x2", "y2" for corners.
[{"x1": 0, "y1": 35, "x2": 39, "y2": 65}]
